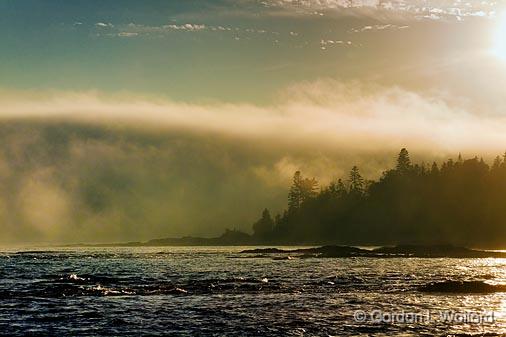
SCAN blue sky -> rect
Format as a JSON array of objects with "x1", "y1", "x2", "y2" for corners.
[{"x1": 2, "y1": 0, "x2": 503, "y2": 103}]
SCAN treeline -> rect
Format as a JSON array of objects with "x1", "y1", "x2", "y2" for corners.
[{"x1": 251, "y1": 149, "x2": 506, "y2": 247}]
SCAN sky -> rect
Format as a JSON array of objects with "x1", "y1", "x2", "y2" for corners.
[
  {"x1": 1, "y1": 0, "x2": 504, "y2": 103},
  {"x1": 1, "y1": 0, "x2": 506, "y2": 243}
]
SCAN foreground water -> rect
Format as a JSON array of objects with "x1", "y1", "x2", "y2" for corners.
[{"x1": 1, "y1": 246, "x2": 506, "y2": 336}]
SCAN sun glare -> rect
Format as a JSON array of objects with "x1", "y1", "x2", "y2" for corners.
[{"x1": 492, "y1": 12, "x2": 506, "y2": 59}]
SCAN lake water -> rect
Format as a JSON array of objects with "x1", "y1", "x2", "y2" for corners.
[{"x1": 1, "y1": 246, "x2": 506, "y2": 336}]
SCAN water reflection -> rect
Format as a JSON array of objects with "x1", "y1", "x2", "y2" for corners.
[{"x1": 1, "y1": 247, "x2": 506, "y2": 336}]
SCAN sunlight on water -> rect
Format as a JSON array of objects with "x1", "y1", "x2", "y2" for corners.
[{"x1": 2, "y1": 247, "x2": 506, "y2": 336}]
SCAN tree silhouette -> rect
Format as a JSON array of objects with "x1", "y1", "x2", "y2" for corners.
[
  {"x1": 252, "y1": 208, "x2": 274, "y2": 238},
  {"x1": 250, "y1": 148, "x2": 506, "y2": 247},
  {"x1": 327, "y1": 179, "x2": 347, "y2": 197},
  {"x1": 288, "y1": 171, "x2": 318, "y2": 212},
  {"x1": 396, "y1": 148, "x2": 411, "y2": 174},
  {"x1": 493, "y1": 156, "x2": 502, "y2": 171},
  {"x1": 288, "y1": 171, "x2": 303, "y2": 212},
  {"x1": 301, "y1": 177, "x2": 318, "y2": 202},
  {"x1": 430, "y1": 162, "x2": 439, "y2": 175},
  {"x1": 349, "y1": 166, "x2": 364, "y2": 195}
]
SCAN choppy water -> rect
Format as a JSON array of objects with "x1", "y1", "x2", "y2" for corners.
[{"x1": 2, "y1": 246, "x2": 506, "y2": 336}]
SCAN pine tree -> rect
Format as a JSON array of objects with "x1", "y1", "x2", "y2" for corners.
[
  {"x1": 288, "y1": 171, "x2": 303, "y2": 211},
  {"x1": 396, "y1": 148, "x2": 411, "y2": 174},
  {"x1": 336, "y1": 179, "x2": 346, "y2": 194},
  {"x1": 288, "y1": 171, "x2": 318, "y2": 211},
  {"x1": 349, "y1": 166, "x2": 364, "y2": 195},
  {"x1": 492, "y1": 156, "x2": 502, "y2": 171},
  {"x1": 300, "y1": 177, "x2": 318, "y2": 202},
  {"x1": 430, "y1": 162, "x2": 439, "y2": 175},
  {"x1": 327, "y1": 179, "x2": 347, "y2": 196},
  {"x1": 457, "y1": 153, "x2": 463, "y2": 165},
  {"x1": 252, "y1": 208, "x2": 274, "y2": 238},
  {"x1": 274, "y1": 213, "x2": 281, "y2": 226}
]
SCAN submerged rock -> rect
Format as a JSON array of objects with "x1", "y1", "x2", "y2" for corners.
[
  {"x1": 240, "y1": 248, "x2": 286, "y2": 254},
  {"x1": 272, "y1": 256, "x2": 294, "y2": 260},
  {"x1": 240, "y1": 244, "x2": 506, "y2": 259},
  {"x1": 419, "y1": 280, "x2": 506, "y2": 293},
  {"x1": 299, "y1": 245, "x2": 367, "y2": 257},
  {"x1": 240, "y1": 245, "x2": 368, "y2": 257}
]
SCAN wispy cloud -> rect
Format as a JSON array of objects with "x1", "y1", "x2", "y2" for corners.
[
  {"x1": 320, "y1": 39, "x2": 353, "y2": 49},
  {"x1": 107, "y1": 22, "x2": 284, "y2": 39},
  {"x1": 260, "y1": 0, "x2": 498, "y2": 20},
  {"x1": 1, "y1": 78, "x2": 506, "y2": 154},
  {"x1": 95, "y1": 22, "x2": 114, "y2": 28},
  {"x1": 166, "y1": 23, "x2": 206, "y2": 31},
  {"x1": 349, "y1": 24, "x2": 409, "y2": 33}
]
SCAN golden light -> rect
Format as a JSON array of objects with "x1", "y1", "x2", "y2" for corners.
[{"x1": 492, "y1": 12, "x2": 506, "y2": 60}]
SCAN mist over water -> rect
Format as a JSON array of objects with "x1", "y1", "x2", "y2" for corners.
[
  {"x1": 0, "y1": 117, "x2": 503, "y2": 244},
  {"x1": 0, "y1": 119, "x2": 387, "y2": 244},
  {"x1": 0, "y1": 121, "x2": 292, "y2": 244},
  {"x1": 2, "y1": 80, "x2": 506, "y2": 244}
]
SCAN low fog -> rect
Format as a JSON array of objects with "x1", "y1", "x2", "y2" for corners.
[{"x1": 1, "y1": 79, "x2": 506, "y2": 244}]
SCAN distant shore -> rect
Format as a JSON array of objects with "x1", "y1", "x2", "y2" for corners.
[{"x1": 62, "y1": 238, "x2": 506, "y2": 259}]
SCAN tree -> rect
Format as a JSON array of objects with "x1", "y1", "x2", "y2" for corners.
[
  {"x1": 300, "y1": 177, "x2": 318, "y2": 202},
  {"x1": 457, "y1": 153, "x2": 463, "y2": 165},
  {"x1": 396, "y1": 148, "x2": 411, "y2": 174},
  {"x1": 349, "y1": 166, "x2": 364, "y2": 195},
  {"x1": 252, "y1": 208, "x2": 274, "y2": 238},
  {"x1": 430, "y1": 162, "x2": 439, "y2": 175},
  {"x1": 492, "y1": 156, "x2": 502, "y2": 171},
  {"x1": 288, "y1": 171, "x2": 319, "y2": 211},
  {"x1": 253, "y1": 149, "x2": 506, "y2": 247},
  {"x1": 327, "y1": 179, "x2": 347, "y2": 197},
  {"x1": 274, "y1": 213, "x2": 281, "y2": 226},
  {"x1": 288, "y1": 171, "x2": 303, "y2": 211}
]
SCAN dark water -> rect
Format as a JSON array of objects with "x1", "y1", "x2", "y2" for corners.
[{"x1": 1, "y1": 247, "x2": 506, "y2": 336}]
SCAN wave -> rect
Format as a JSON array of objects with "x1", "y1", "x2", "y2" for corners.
[
  {"x1": 0, "y1": 274, "x2": 284, "y2": 299},
  {"x1": 8, "y1": 272, "x2": 503, "y2": 299}
]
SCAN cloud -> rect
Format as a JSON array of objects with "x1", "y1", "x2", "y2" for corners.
[
  {"x1": 114, "y1": 22, "x2": 210, "y2": 36},
  {"x1": 320, "y1": 39, "x2": 353, "y2": 49},
  {"x1": 1, "y1": 78, "x2": 506, "y2": 155},
  {"x1": 109, "y1": 22, "x2": 281, "y2": 42},
  {"x1": 166, "y1": 23, "x2": 206, "y2": 31},
  {"x1": 95, "y1": 22, "x2": 114, "y2": 28},
  {"x1": 117, "y1": 32, "x2": 139, "y2": 37},
  {"x1": 260, "y1": 0, "x2": 498, "y2": 21},
  {"x1": 349, "y1": 24, "x2": 409, "y2": 33}
]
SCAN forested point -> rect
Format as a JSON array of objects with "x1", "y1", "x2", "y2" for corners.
[{"x1": 250, "y1": 149, "x2": 506, "y2": 247}]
